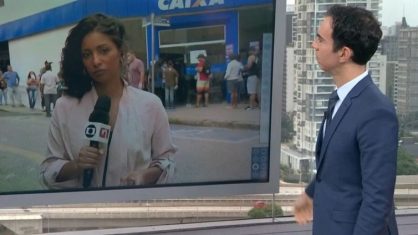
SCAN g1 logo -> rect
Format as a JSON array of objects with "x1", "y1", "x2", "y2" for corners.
[{"x1": 99, "y1": 128, "x2": 110, "y2": 139}]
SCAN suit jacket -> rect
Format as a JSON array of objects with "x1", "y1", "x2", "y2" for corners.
[{"x1": 305, "y1": 75, "x2": 399, "y2": 235}]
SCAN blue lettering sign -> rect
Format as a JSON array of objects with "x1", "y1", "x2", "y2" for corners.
[{"x1": 158, "y1": 0, "x2": 224, "y2": 11}]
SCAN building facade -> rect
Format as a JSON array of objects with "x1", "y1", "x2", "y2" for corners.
[
  {"x1": 0, "y1": 0, "x2": 274, "y2": 105},
  {"x1": 395, "y1": 26, "x2": 418, "y2": 117}
]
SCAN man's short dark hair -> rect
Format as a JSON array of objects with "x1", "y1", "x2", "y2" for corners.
[{"x1": 326, "y1": 5, "x2": 382, "y2": 65}]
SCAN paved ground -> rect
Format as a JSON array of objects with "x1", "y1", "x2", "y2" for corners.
[
  {"x1": 166, "y1": 103, "x2": 260, "y2": 129},
  {"x1": 0, "y1": 105, "x2": 44, "y2": 116},
  {"x1": 40, "y1": 212, "x2": 418, "y2": 235},
  {"x1": 0, "y1": 102, "x2": 260, "y2": 129}
]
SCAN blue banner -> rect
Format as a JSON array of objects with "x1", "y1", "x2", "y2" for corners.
[
  {"x1": 0, "y1": 0, "x2": 272, "y2": 42},
  {"x1": 150, "y1": 0, "x2": 272, "y2": 15}
]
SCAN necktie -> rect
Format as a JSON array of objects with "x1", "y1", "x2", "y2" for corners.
[{"x1": 325, "y1": 90, "x2": 339, "y2": 129}]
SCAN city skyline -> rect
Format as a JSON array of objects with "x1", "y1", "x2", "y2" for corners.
[{"x1": 286, "y1": 0, "x2": 418, "y2": 27}]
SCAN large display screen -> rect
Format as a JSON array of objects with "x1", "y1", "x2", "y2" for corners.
[{"x1": 0, "y1": 0, "x2": 284, "y2": 207}]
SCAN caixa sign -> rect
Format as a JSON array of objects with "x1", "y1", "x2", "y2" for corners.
[{"x1": 158, "y1": 0, "x2": 225, "y2": 11}]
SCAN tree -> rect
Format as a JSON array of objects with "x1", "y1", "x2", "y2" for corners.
[
  {"x1": 281, "y1": 112, "x2": 295, "y2": 143},
  {"x1": 280, "y1": 164, "x2": 301, "y2": 183},
  {"x1": 397, "y1": 148, "x2": 418, "y2": 175},
  {"x1": 399, "y1": 111, "x2": 418, "y2": 137},
  {"x1": 280, "y1": 164, "x2": 290, "y2": 179}
]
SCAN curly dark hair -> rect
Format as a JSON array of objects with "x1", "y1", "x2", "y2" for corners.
[
  {"x1": 61, "y1": 13, "x2": 127, "y2": 99},
  {"x1": 326, "y1": 5, "x2": 382, "y2": 65}
]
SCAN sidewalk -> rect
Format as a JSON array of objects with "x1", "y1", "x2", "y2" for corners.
[
  {"x1": 0, "y1": 103, "x2": 260, "y2": 129},
  {"x1": 0, "y1": 104, "x2": 44, "y2": 116},
  {"x1": 167, "y1": 103, "x2": 260, "y2": 129}
]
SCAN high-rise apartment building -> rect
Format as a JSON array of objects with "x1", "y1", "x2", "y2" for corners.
[
  {"x1": 381, "y1": 18, "x2": 406, "y2": 103},
  {"x1": 285, "y1": 46, "x2": 295, "y2": 113},
  {"x1": 395, "y1": 25, "x2": 418, "y2": 117},
  {"x1": 292, "y1": 0, "x2": 383, "y2": 168},
  {"x1": 382, "y1": 16, "x2": 418, "y2": 117},
  {"x1": 368, "y1": 53, "x2": 387, "y2": 94},
  {"x1": 284, "y1": 5, "x2": 296, "y2": 113}
]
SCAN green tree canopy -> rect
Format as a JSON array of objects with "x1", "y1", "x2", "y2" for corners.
[{"x1": 281, "y1": 112, "x2": 295, "y2": 143}]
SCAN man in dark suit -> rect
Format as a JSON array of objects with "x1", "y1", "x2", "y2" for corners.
[{"x1": 293, "y1": 5, "x2": 398, "y2": 235}]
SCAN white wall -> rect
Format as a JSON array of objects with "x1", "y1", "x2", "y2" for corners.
[
  {"x1": 0, "y1": 0, "x2": 75, "y2": 24},
  {"x1": 9, "y1": 26, "x2": 72, "y2": 82}
]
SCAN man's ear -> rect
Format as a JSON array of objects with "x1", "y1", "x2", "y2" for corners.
[{"x1": 339, "y1": 46, "x2": 353, "y2": 63}]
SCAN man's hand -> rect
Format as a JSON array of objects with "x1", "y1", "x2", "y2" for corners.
[{"x1": 294, "y1": 192, "x2": 313, "y2": 224}]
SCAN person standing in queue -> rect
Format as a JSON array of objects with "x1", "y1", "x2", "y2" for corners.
[
  {"x1": 3, "y1": 65, "x2": 21, "y2": 107},
  {"x1": 126, "y1": 50, "x2": 145, "y2": 90},
  {"x1": 26, "y1": 71, "x2": 39, "y2": 109},
  {"x1": 244, "y1": 47, "x2": 260, "y2": 110},
  {"x1": 195, "y1": 54, "x2": 210, "y2": 108},
  {"x1": 40, "y1": 63, "x2": 59, "y2": 117},
  {"x1": 293, "y1": 5, "x2": 398, "y2": 235},
  {"x1": 163, "y1": 60, "x2": 179, "y2": 109},
  {"x1": 0, "y1": 70, "x2": 7, "y2": 105},
  {"x1": 224, "y1": 54, "x2": 243, "y2": 109}
]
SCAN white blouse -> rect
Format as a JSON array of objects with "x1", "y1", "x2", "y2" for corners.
[{"x1": 40, "y1": 85, "x2": 176, "y2": 189}]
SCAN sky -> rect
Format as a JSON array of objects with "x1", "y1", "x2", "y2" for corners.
[
  {"x1": 286, "y1": 0, "x2": 418, "y2": 27},
  {"x1": 381, "y1": 0, "x2": 418, "y2": 26}
]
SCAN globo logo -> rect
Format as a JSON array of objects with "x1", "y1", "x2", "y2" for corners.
[{"x1": 85, "y1": 124, "x2": 96, "y2": 138}]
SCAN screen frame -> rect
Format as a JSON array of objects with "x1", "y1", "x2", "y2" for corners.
[{"x1": 0, "y1": 0, "x2": 286, "y2": 208}]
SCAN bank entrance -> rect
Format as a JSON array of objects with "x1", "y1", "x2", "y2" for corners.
[{"x1": 158, "y1": 25, "x2": 226, "y2": 105}]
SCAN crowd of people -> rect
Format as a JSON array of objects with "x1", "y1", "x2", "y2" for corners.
[
  {"x1": 123, "y1": 48, "x2": 261, "y2": 111},
  {"x1": 0, "y1": 60, "x2": 64, "y2": 116},
  {"x1": 134, "y1": 49, "x2": 261, "y2": 111},
  {"x1": 0, "y1": 9, "x2": 267, "y2": 118},
  {"x1": 190, "y1": 49, "x2": 261, "y2": 110},
  {"x1": 0, "y1": 49, "x2": 261, "y2": 115}
]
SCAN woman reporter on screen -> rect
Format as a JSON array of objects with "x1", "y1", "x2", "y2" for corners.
[{"x1": 40, "y1": 13, "x2": 176, "y2": 189}]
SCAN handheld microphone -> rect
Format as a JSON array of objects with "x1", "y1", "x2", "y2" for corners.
[{"x1": 83, "y1": 96, "x2": 111, "y2": 188}]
